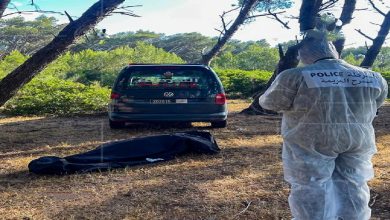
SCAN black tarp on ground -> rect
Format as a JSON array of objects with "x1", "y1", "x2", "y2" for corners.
[{"x1": 28, "y1": 131, "x2": 220, "y2": 175}]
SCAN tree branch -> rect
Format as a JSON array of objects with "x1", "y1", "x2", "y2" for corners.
[
  {"x1": 319, "y1": 0, "x2": 339, "y2": 11},
  {"x1": 220, "y1": 14, "x2": 229, "y2": 32},
  {"x1": 110, "y1": 5, "x2": 141, "y2": 17},
  {"x1": 224, "y1": 6, "x2": 241, "y2": 15},
  {"x1": 31, "y1": 0, "x2": 40, "y2": 10},
  {"x1": 201, "y1": 0, "x2": 259, "y2": 65},
  {"x1": 320, "y1": 0, "x2": 337, "y2": 7},
  {"x1": 217, "y1": 6, "x2": 241, "y2": 33},
  {"x1": 2, "y1": 0, "x2": 66, "y2": 18},
  {"x1": 110, "y1": 11, "x2": 140, "y2": 17},
  {"x1": 355, "y1": 8, "x2": 369, "y2": 11},
  {"x1": 2, "y1": 2, "x2": 140, "y2": 19},
  {"x1": 214, "y1": 28, "x2": 224, "y2": 39},
  {"x1": 2, "y1": 10, "x2": 65, "y2": 17},
  {"x1": 355, "y1": 29, "x2": 374, "y2": 41},
  {"x1": 370, "y1": 21, "x2": 382, "y2": 26},
  {"x1": 267, "y1": 9, "x2": 290, "y2": 29},
  {"x1": 285, "y1": 15, "x2": 299, "y2": 20},
  {"x1": 368, "y1": 0, "x2": 386, "y2": 16},
  {"x1": 64, "y1": 11, "x2": 74, "y2": 22},
  {"x1": 247, "y1": 11, "x2": 285, "y2": 19}
]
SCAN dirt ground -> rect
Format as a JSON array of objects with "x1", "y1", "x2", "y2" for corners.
[{"x1": 0, "y1": 100, "x2": 389, "y2": 220}]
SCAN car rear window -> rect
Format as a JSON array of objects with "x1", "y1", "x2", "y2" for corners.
[{"x1": 116, "y1": 66, "x2": 218, "y2": 91}]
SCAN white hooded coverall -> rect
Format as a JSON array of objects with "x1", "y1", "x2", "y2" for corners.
[{"x1": 259, "y1": 58, "x2": 388, "y2": 220}]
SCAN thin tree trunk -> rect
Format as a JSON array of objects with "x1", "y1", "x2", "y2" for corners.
[
  {"x1": 333, "y1": 38, "x2": 346, "y2": 56},
  {"x1": 0, "y1": 0, "x2": 10, "y2": 18},
  {"x1": 299, "y1": 0, "x2": 323, "y2": 31},
  {"x1": 0, "y1": 0, "x2": 125, "y2": 107},
  {"x1": 338, "y1": 0, "x2": 356, "y2": 26},
  {"x1": 241, "y1": 0, "x2": 320, "y2": 115},
  {"x1": 201, "y1": 0, "x2": 259, "y2": 65},
  {"x1": 333, "y1": 0, "x2": 357, "y2": 55},
  {"x1": 360, "y1": 12, "x2": 390, "y2": 68},
  {"x1": 240, "y1": 44, "x2": 300, "y2": 115}
]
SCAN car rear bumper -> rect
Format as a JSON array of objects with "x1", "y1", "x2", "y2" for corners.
[{"x1": 109, "y1": 112, "x2": 227, "y2": 122}]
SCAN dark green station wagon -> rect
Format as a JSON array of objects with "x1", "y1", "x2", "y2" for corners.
[{"x1": 108, "y1": 64, "x2": 228, "y2": 128}]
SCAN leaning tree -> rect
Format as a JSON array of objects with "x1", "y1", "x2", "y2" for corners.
[{"x1": 0, "y1": 0, "x2": 138, "y2": 107}]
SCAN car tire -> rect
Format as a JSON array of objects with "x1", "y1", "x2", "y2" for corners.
[
  {"x1": 109, "y1": 120, "x2": 125, "y2": 129},
  {"x1": 211, "y1": 120, "x2": 227, "y2": 128}
]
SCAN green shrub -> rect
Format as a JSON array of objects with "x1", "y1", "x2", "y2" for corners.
[
  {"x1": 213, "y1": 68, "x2": 272, "y2": 98},
  {"x1": 211, "y1": 45, "x2": 279, "y2": 71},
  {"x1": 0, "y1": 50, "x2": 28, "y2": 79},
  {"x1": 56, "y1": 43, "x2": 184, "y2": 87},
  {"x1": 3, "y1": 77, "x2": 110, "y2": 115},
  {"x1": 381, "y1": 71, "x2": 390, "y2": 81}
]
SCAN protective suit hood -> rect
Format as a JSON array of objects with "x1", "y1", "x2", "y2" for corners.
[{"x1": 298, "y1": 29, "x2": 339, "y2": 65}]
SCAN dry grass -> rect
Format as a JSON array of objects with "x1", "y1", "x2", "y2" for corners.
[{"x1": 0, "y1": 99, "x2": 389, "y2": 220}]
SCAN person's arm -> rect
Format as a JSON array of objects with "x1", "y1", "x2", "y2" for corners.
[{"x1": 259, "y1": 70, "x2": 301, "y2": 112}]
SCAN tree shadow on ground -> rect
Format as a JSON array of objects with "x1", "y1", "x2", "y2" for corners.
[
  {"x1": 370, "y1": 184, "x2": 390, "y2": 219},
  {"x1": 1, "y1": 105, "x2": 388, "y2": 219},
  {"x1": 0, "y1": 145, "x2": 282, "y2": 189},
  {"x1": 0, "y1": 113, "x2": 281, "y2": 155},
  {"x1": 0, "y1": 116, "x2": 206, "y2": 154},
  {"x1": 373, "y1": 104, "x2": 390, "y2": 138},
  {"x1": 47, "y1": 145, "x2": 288, "y2": 219},
  {"x1": 0, "y1": 145, "x2": 289, "y2": 219}
]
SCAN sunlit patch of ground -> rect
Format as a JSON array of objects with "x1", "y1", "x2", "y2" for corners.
[{"x1": 0, "y1": 100, "x2": 389, "y2": 219}]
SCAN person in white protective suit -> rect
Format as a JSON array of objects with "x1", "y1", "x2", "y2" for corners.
[{"x1": 259, "y1": 30, "x2": 388, "y2": 220}]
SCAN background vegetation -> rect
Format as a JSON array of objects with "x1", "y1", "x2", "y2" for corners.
[{"x1": 1, "y1": 16, "x2": 389, "y2": 115}]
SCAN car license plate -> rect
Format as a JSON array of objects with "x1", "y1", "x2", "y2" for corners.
[
  {"x1": 175, "y1": 99, "x2": 188, "y2": 104},
  {"x1": 150, "y1": 99, "x2": 173, "y2": 104}
]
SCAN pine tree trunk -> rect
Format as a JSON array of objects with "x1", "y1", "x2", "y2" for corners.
[
  {"x1": 338, "y1": 0, "x2": 356, "y2": 26},
  {"x1": 360, "y1": 12, "x2": 390, "y2": 68},
  {"x1": 241, "y1": 0, "x2": 312, "y2": 115},
  {"x1": 298, "y1": 0, "x2": 323, "y2": 31},
  {"x1": 333, "y1": 38, "x2": 346, "y2": 56},
  {"x1": 201, "y1": 0, "x2": 259, "y2": 65},
  {"x1": 0, "y1": 0, "x2": 125, "y2": 107},
  {"x1": 240, "y1": 44, "x2": 300, "y2": 115}
]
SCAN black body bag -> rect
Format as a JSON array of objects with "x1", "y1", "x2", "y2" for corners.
[{"x1": 28, "y1": 131, "x2": 219, "y2": 175}]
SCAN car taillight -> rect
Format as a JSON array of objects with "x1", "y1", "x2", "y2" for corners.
[
  {"x1": 110, "y1": 92, "x2": 121, "y2": 100},
  {"x1": 215, "y1": 93, "x2": 226, "y2": 105}
]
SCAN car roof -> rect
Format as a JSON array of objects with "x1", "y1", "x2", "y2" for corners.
[
  {"x1": 127, "y1": 64, "x2": 209, "y2": 67},
  {"x1": 125, "y1": 63, "x2": 211, "y2": 70}
]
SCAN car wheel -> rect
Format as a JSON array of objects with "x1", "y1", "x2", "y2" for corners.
[
  {"x1": 109, "y1": 120, "x2": 125, "y2": 129},
  {"x1": 211, "y1": 120, "x2": 227, "y2": 128}
]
